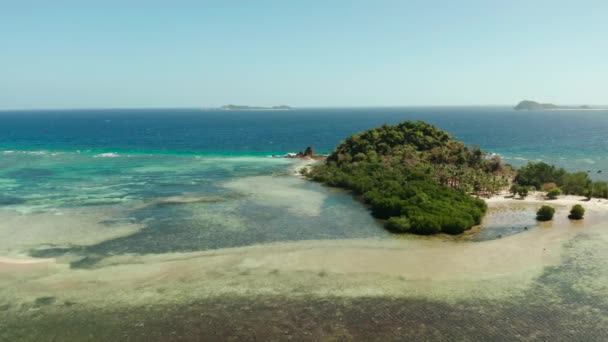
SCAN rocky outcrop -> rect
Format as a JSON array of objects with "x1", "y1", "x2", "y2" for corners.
[
  {"x1": 299, "y1": 147, "x2": 315, "y2": 157},
  {"x1": 283, "y1": 147, "x2": 326, "y2": 160}
]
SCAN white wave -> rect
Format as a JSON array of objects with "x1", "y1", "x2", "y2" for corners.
[
  {"x1": 93, "y1": 152, "x2": 120, "y2": 158},
  {"x1": 192, "y1": 155, "x2": 290, "y2": 164},
  {"x1": 505, "y1": 156, "x2": 530, "y2": 161},
  {"x1": 2, "y1": 150, "x2": 49, "y2": 156}
]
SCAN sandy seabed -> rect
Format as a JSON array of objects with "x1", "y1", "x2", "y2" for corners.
[
  {"x1": 1, "y1": 189, "x2": 606, "y2": 302},
  {"x1": 1, "y1": 176, "x2": 608, "y2": 340}
]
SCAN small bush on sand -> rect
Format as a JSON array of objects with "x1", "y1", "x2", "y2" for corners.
[
  {"x1": 536, "y1": 205, "x2": 555, "y2": 221},
  {"x1": 568, "y1": 204, "x2": 585, "y2": 220},
  {"x1": 547, "y1": 188, "x2": 562, "y2": 200}
]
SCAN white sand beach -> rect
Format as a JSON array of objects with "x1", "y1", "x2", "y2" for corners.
[{"x1": 486, "y1": 191, "x2": 608, "y2": 212}]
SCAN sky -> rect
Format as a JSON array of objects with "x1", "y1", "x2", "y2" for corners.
[{"x1": 1, "y1": 0, "x2": 607, "y2": 109}]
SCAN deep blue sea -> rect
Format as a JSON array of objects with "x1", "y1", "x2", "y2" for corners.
[{"x1": 1, "y1": 107, "x2": 607, "y2": 168}]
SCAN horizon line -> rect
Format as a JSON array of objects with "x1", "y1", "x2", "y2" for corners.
[
  {"x1": 1, "y1": 104, "x2": 607, "y2": 112},
  {"x1": 0, "y1": 104, "x2": 541, "y2": 112}
]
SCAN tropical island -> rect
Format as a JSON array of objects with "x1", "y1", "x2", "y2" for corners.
[
  {"x1": 221, "y1": 104, "x2": 291, "y2": 110},
  {"x1": 514, "y1": 100, "x2": 592, "y2": 110},
  {"x1": 304, "y1": 121, "x2": 509, "y2": 234},
  {"x1": 303, "y1": 120, "x2": 608, "y2": 235}
]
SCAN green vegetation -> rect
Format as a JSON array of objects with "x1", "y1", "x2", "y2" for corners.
[
  {"x1": 518, "y1": 187, "x2": 530, "y2": 199},
  {"x1": 536, "y1": 205, "x2": 555, "y2": 221},
  {"x1": 307, "y1": 121, "x2": 602, "y2": 235},
  {"x1": 569, "y1": 204, "x2": 585, "y2": 220},
  {"x1": 308, "y1": 121, "x2": 511, "y2": 235},
  {"x1": 547, "y1": 188, "x2": 562, "y2": 200},
  {"x1": 561, "y1": 172, "x2": 592, "y2": 195},
  {"x1": 514, "y1": 162, "x2": 607, "y2": 199},
  {"x1": 510, "y1": 184, "x2": 531, "y2": 199},
  {"x1": 591, "y1": 181, "x2": 608, "y2": 199},
  {"x1": 515, "y1": 162, "x2": 565, "y2": 189}
]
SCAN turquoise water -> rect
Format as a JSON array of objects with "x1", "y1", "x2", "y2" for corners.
[
  {"x1": 1, "y1": 151, "x2": 387, "y2": 265},
  {"x1": 0, "y1": 151, "x2": 289, "y2": 210}
]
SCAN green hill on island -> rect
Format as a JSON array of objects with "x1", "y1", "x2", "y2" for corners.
[
  {"x1": 306, "y1": 121, "x2": 511, "y2": 235},
  {"x1": 514, "y1": 100, "x2": 592, "y2": 110}
]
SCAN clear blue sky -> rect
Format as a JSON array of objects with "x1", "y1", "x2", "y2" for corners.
[{"x1": 1, "y1": 0, "x2": 607, "y2": 109}]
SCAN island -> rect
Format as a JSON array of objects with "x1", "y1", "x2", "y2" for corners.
[
  {"x1": 304, "y1": 121, "x2": 511, "y2": 235},
  {"x1": 303, "y1": 120, "x2": 608, "y2": 235},
  {"x1": 514, "y1": 100, "x2": 592, "y2": 110},
  {"x1": 221, "y1": 105, "x2": 291, "y2": 110}
]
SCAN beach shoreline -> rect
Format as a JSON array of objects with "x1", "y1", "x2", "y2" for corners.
[
  {"x1": 289, "y1": 157, "x2": 324, "y2": 176},
  {"x1": 485, "y1": 191, "x2": 608, "y2": 212}
]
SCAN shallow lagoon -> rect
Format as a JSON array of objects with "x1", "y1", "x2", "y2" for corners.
[{"x1": 1, "y1": 153, "x2": 608, "y2": 340}]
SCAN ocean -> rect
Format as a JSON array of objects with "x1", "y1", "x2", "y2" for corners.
[
  {"x1": 2, "y1": 107, "x2": 608, "y2": 340},
  {"x1": 1, "y1": 107, "x2": 607, "y2": 170}
]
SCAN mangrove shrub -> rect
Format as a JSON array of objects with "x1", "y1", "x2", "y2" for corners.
[
  {"x1": 547, "y1": 188, "x2": 562, "y2": 199},
  {"x1": 568, "y1": 204, "x2": 585, "y2": 220},
  {"x1": 536, "y1": 205, "x2": 555, "y2": 221}
]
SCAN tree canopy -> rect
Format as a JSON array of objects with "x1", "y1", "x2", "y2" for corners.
[
  {"x1": 514, "y1": 162, "x2": 606, "y2": 199},
  {"x1": 308, "y1": 121, "x2": 510, "y2": 235},
  {"x1": 515, "y1": 162, "x2": 566, "y2": 189}
]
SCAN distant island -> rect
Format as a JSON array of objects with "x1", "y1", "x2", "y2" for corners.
[
  {"x1": 514, "y1": 100, "x2": 592, "y2": 110},
  {"x1": 221, "y1": 105, "x2": 291, "y2": 111}
]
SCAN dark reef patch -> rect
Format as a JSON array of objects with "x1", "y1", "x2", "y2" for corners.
[
  {"x1": 2, "y1": 293, "x2": 607, "y2": 342},
  {"x1": 33, "y1": 297, "x2": 56, "y2": 308}
]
